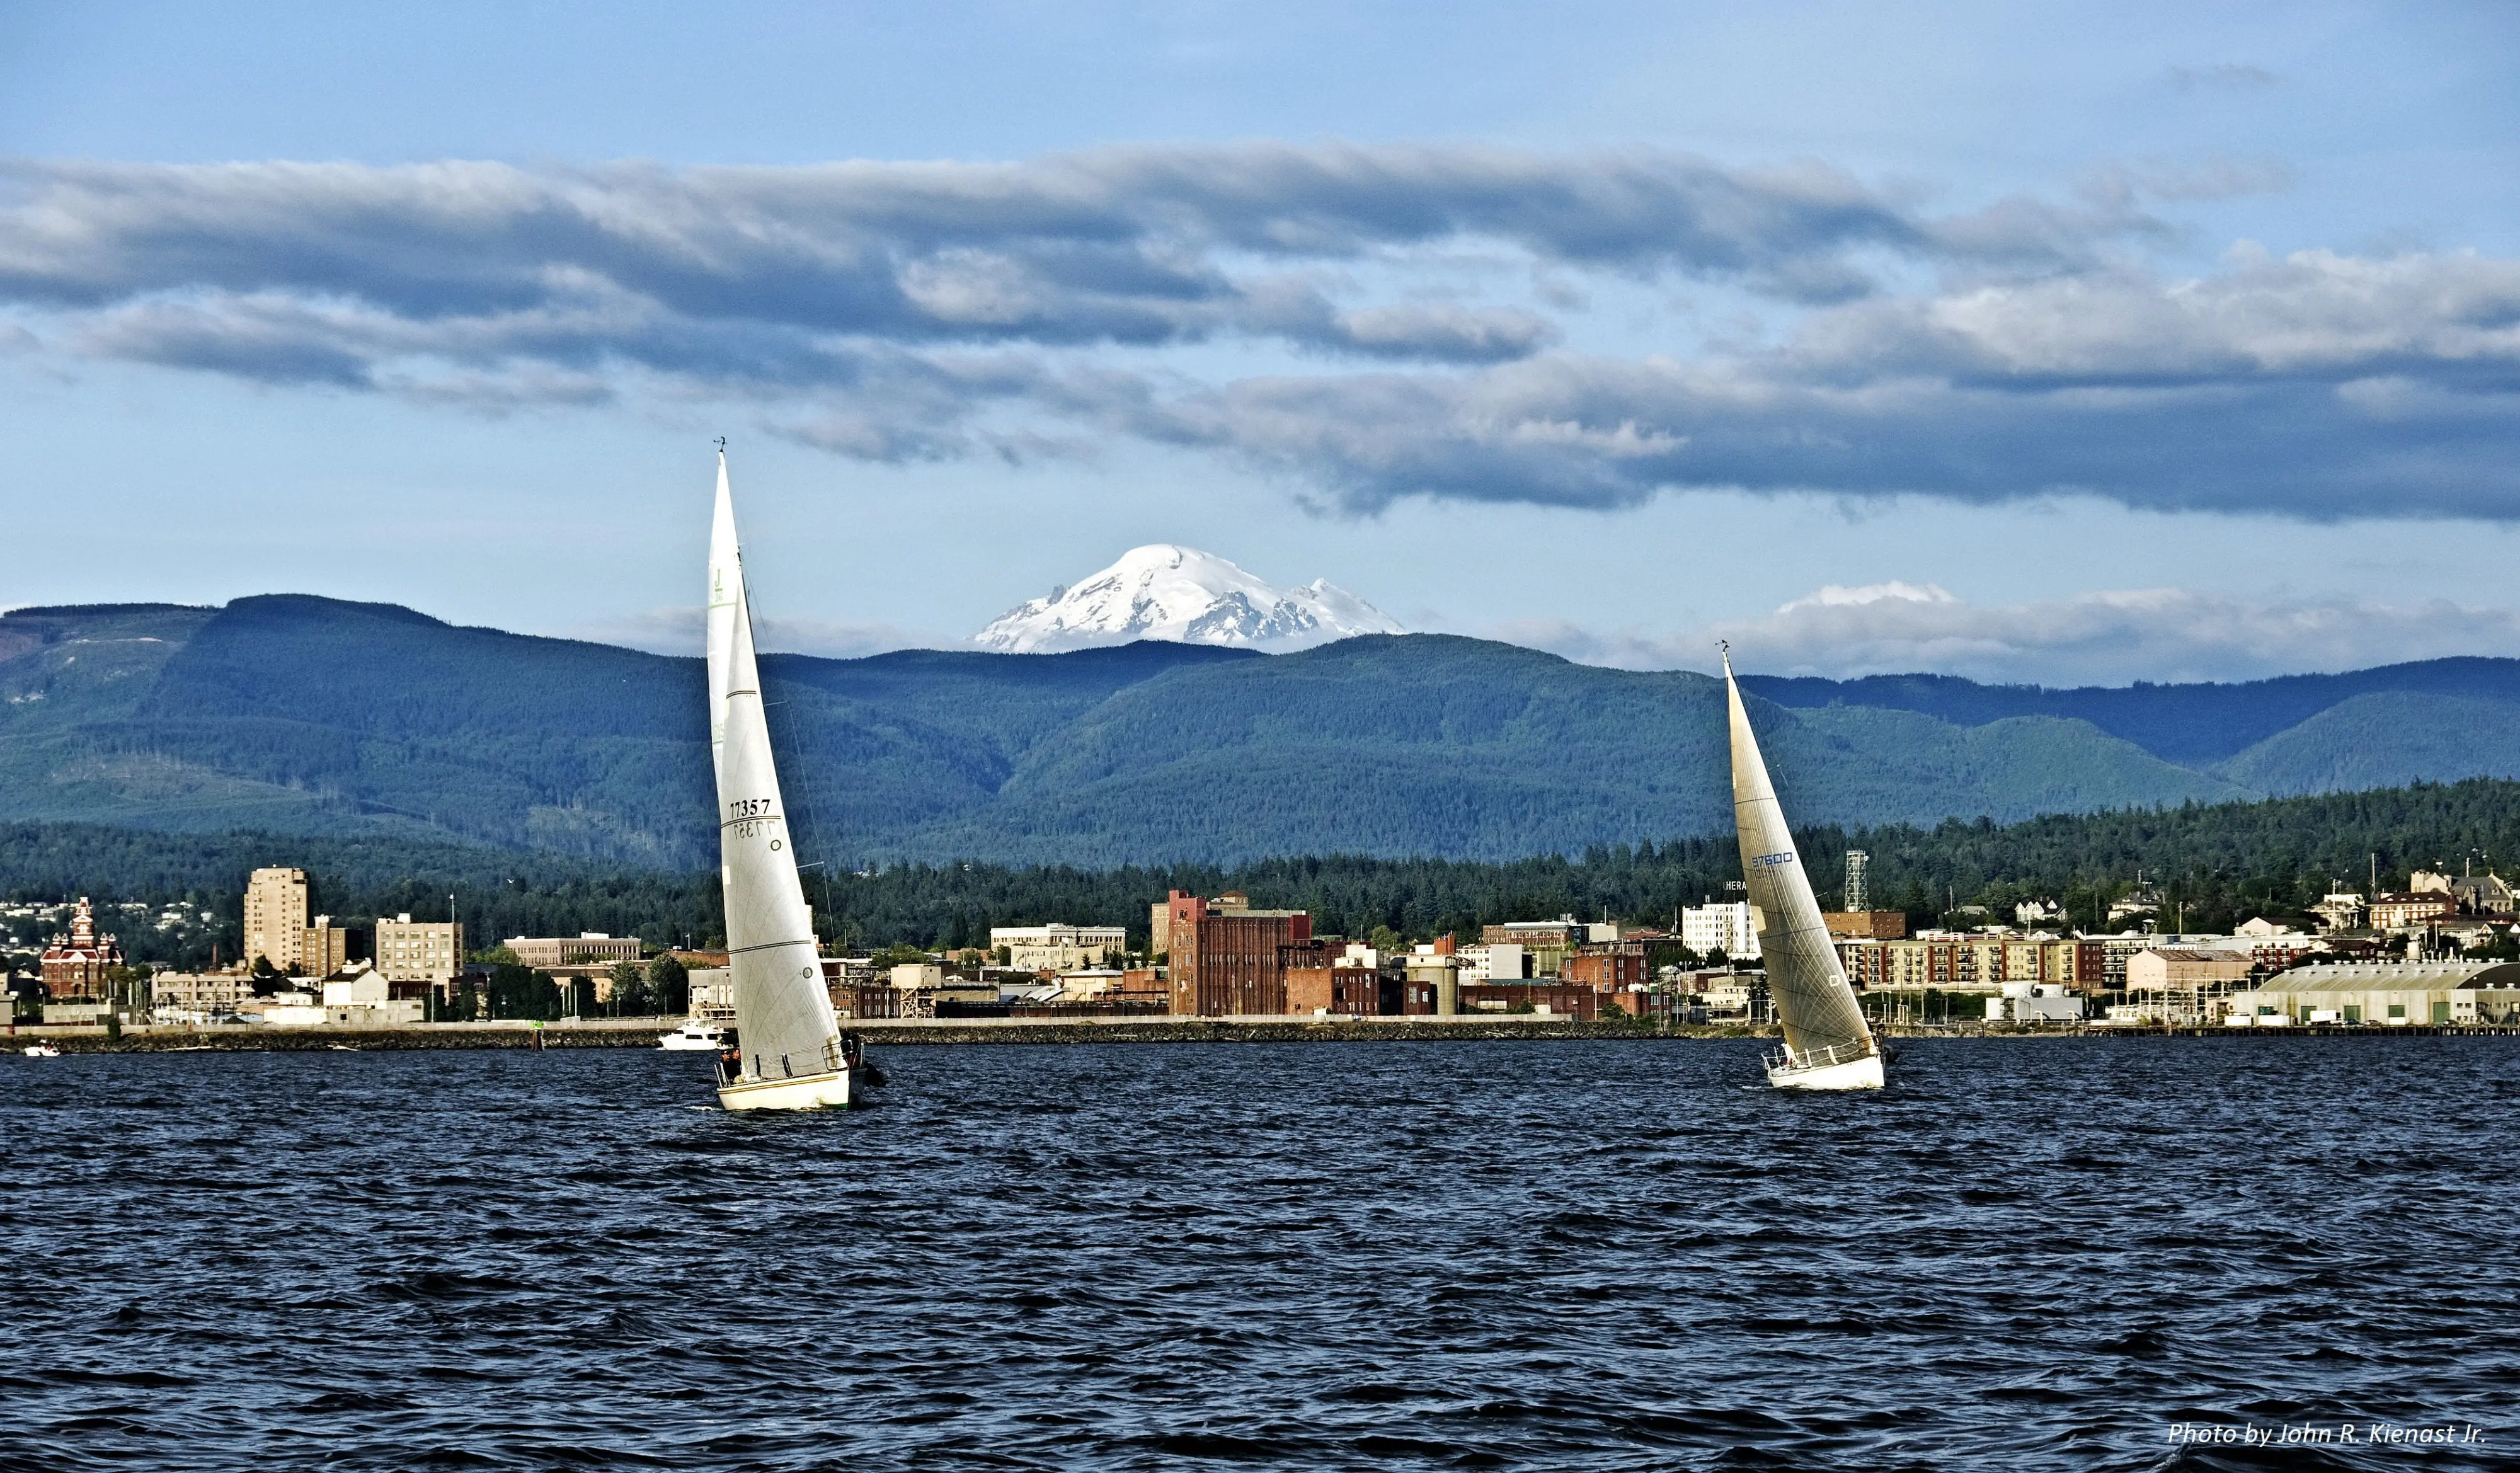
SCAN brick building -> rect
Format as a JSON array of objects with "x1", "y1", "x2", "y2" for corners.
[
  {"x1": 1822, "y1": 910, "x2": 1909, "y2": 939},
  {"x1": 1563, "y1": 940, "x2": 1649, "y2": 990},
  {"x1": 40, "y1": 898, "x2": 123, "y2": 997},
  {"x1": 1164, "y1": 890, "x2": 1312, "y2": 1016},
  {"x1": 1283, "y1": 940, "x2": 1394, "y2": 1016},
  {"x1": 1457, "y1": 982, "x2": 1599, "y2": 1019}
]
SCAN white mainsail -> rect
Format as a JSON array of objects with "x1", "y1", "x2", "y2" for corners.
[
  {"x1": 707, "y1": 450, "x2": 847, "y2": 1103},
  {"x1": 1724, "y1": 648, "x2": 1882, "y2": 1089}
]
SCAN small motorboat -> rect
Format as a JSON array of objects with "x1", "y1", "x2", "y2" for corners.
[
  {"x1": 658, "y1": 1020, "x2": 726, "y2": 1052},
  {"x1": 23, "y1": 1042, "x2": 62, "y2": 1058}
]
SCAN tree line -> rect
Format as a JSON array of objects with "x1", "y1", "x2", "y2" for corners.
[{"x1": 6, "y1": 777, "x2": 2519, "y2": 968}]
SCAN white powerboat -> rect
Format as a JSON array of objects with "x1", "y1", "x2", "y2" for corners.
[
  {"x1": 23, "y1": 1041, "x2": 61, "y2": 1058},
  {"x1": 1723, "y1": 645, "x2": 1886, "y2": 1092},
  {"x1": 702, "y1": 445, "x2": 859, "y2": 1112},
  {"x1": 658, "y1": 1020, "x2": 726, "y2": 1051}
]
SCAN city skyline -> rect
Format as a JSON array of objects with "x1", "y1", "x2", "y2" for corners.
[{"x1": 3, "y1": 1, "x2": 2516, "y2": 686}]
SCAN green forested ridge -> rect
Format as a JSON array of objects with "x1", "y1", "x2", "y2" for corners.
[
  {"x1": 8, "y1": 779, "x2": 2518, "y2": 968},
  {"x1": 8, "y1": 595, "x2": 2520, "y2": 867},
  {"x1": 1739, "y1": 656, "x2": 2520, "y2": 767}
]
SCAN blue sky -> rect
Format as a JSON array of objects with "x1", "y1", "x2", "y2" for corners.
[{"x1": 3, "y1": 1, "x2": 2516, "y2": 684}]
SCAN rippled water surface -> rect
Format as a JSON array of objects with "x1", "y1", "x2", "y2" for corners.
[{"x1": 7, "y1": 1038, "x2": 2519, "y2": 1471}]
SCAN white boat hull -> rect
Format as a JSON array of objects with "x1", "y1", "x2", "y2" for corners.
[
  {"x1": 716, "y1": 1067, "x2": 851, "y2": 1111},
  {"x1": 658, "y1": 1026, "x2": 724, "y2": 1051},
  {"x1": 1767, "y1": 1051, "x2": 1885, "y2": 1091}
]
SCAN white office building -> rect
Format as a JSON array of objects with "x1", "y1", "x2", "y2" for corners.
[{"x1": 1681, "y1": 901, "x2": 1761, "y2": 961}]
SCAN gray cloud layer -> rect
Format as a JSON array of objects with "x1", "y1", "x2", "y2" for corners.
[
  {"x1": 1503, "y1": 583, "x2": 2520, "y2": 686},
  {"x1": 3, "y1": 146, "x2": 2516, "y2": 518}
]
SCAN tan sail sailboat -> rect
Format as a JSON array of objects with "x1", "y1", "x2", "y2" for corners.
[{"x1": 1723, "y1": 645, "x2": 1884, "y2": 1090}]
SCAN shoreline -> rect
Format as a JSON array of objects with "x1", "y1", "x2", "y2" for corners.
[{"x1": 13, "y1": 1016, "x2": 2520, "y2": 1051}]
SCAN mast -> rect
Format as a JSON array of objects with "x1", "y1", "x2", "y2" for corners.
[
  {"x1": 1724, "y1": 647, "x2": 1876, "y2": 1065},
  {"x1": 709, "y1": 451, "x2": 841, "y2": 1080}
]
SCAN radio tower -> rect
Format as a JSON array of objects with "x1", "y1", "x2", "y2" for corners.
[{"x1": 1844, "y1": 851, "x2": 1869, "y2": 913}]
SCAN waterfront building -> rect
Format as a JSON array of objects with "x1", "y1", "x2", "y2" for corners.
[
  {"x1": 2126, "y1": 948, "x2": 2257, "y2": 991},
  {"x1": 40, "y1": 897, "x2": 124, "y2": 997},
  {"x1": 1457, "y1": 982, "x2": 1598, "y2": 1019},
  {"x1": 1164, "y1": 890, "x2": 1312, "y2": 1016},
  {"x1": 1283, "y1": 941, "x2": 1390, "y2": 1016},
  {"x1": 152, "y1": 968, "x2": 257, "y2": 1018},
  {"x1": 503, "y1": 932, "x2": 641, "y2": 968},
  {"x1": 1680, "y1": 901, "x2": 1760, "y2": 961},
  {"x1": 243, "y1": 867, "x2": 309, "y2": 973},
  {"x1": 376, "y1": 914, "x2": 464, "y2": 995},
  {"x1": 989, "y1": 922, "x2": 1129, "y2": 971},
  {"x1": 319, "y1": 963, "x2": 425, "y2": 1024},
  {"x1": 2228, "y1": 960, "x2": 2520, "y2": 1026},
  {"x1": 1400, "y1": 941, "x2": 1463, "y2": 1015}
]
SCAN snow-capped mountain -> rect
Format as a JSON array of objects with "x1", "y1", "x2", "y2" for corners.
[{"x1": 975, "y1": 545, "x2": 1404, "y2": 654}]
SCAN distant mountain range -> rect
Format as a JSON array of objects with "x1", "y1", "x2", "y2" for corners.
[
  {"x1": 7, "y1": 595, "x2": 2520, "y2": 868},
  {"x1": 974, "y1": 544, "x2": 1402, "y2": 653}
]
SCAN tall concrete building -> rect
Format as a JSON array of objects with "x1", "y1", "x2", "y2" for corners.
[
  {"x1": 377, "y1": 913, "x2": 464, "y2": 996},
  {"x1": 243, "y1": 867, "x2": 309, "y2": 973}
]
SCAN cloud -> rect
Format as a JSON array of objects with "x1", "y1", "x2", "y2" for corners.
[
  {"x1": 580, "y1": 605, "x2": 931, "y2": 660},
  {"x1": 1, "y1": 147, "x2": 2516, "y2": 521},
  {"x1": 1499, "y1": 587, "x2": 2520, "y2": 687}
]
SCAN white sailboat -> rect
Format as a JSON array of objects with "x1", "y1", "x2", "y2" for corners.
[
  {"x1": 1723, "y1": 645, "x2": 1885, "y2": 1091},
  {"x1": 705, "y1": 446, "x2": 857, "y2": 1111}
]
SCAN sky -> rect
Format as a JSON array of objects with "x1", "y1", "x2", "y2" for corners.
[{"x1": 2, "y1": 0, "x2": 2516, "y2": 685}]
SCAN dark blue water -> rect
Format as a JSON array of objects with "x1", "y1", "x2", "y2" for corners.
[{"x1": 6, "y1": 1038, "x2": 2517, "y2": 1472}]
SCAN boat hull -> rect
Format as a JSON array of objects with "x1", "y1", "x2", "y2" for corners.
[
  {"x1": 716, "y1": 1067, "x2": 851, "y2": 1111},
  {"x1": 1766, "y1": 1052, "x2": 1885, "y2": 1091}
]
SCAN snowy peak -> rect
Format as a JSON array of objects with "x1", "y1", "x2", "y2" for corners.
[{"x1": 975, "y1": 545, "x2": 1404, "y2": 654}]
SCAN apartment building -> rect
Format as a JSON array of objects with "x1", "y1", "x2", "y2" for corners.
[
  {"x1": 377, "y1": 914, "x2": 465, "y2": 995},
  {"x1": 1681, "y1": 901, "x2": 1761, "y2": 961},
  {"x1": 243, "y1": 866, "x2": 309, "y2": 973}
]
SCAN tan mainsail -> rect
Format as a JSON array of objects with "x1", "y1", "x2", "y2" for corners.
[
  {"x1": 1724, "y1": 649, "x2": 1876, "y2": 1066},
  {"x1": 708, "y1": 450, "x2": 842, "y2": 1083}
]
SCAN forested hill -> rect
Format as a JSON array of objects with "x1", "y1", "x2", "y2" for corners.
[
  {"x1": 9, "y1": 779, "x2": 2519, "y2": 966},
  {"x1": 6, "y1": 596, "x2": 2520, "y2": 866}
]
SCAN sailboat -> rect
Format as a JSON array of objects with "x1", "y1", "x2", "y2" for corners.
[
  {"x1": 1723, "y1": 645, "x2": 1884, "y2": 1091},
  {"x1": 706, "y1": 445, "x2": 858, "y2": 1111}
]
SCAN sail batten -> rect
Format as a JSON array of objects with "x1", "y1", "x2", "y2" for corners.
[
  {"x1": 707, "y1": 451, "x2": 841, "y2": 1080},
  {"x1": 1725, "y1": 652, "x2": 1876, "y2": 1068}
]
